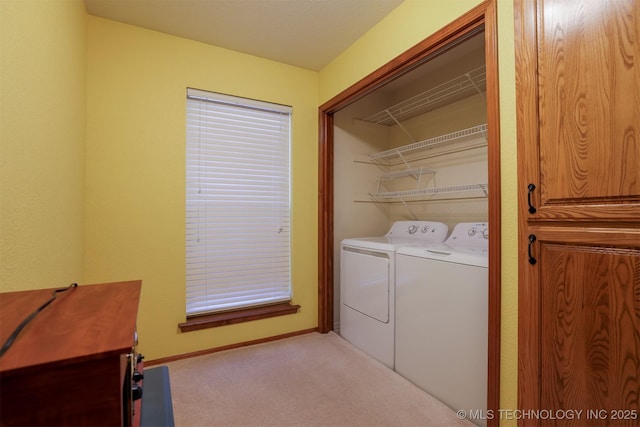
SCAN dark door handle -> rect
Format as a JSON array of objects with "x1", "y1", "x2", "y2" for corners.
[
  {"x1": 527, "y1": 184, "x2": 537, "y2": 214},
  {"x1": 528, "y1": 234, "x2": 537, "y2": 265}
]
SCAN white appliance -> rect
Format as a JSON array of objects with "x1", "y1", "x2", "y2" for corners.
[
  {"x1": 340, "y1": 221, "x2": 448, "y2": 368},
  {"x1": 395, "y1": 222, "x2": 488, "y2": 426}
]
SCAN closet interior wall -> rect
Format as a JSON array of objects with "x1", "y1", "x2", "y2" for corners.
[{"x1": 332, "y1": 32, "x2": 487, "y2": 330}]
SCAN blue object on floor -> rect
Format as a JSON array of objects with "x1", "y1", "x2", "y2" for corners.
[{"x1": 140, "y1": 366, "x2": 175, "y2": 427}]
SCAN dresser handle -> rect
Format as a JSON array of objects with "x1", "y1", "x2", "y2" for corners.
[
  {"x1": 527, "y1": 184, "x2": 537, "y2": 214},
  {"x1": 528, "y1": 234, "x2": 537, "y2": 265}
]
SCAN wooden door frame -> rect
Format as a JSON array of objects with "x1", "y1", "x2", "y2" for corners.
[
  {"x1": 317, "y1": 1, "x2": 501, "y2": 424},
  {"x1": 514, "y1": 0, "x2": 538, "y2": 420}
]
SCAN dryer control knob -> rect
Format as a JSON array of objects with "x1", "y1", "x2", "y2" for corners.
[
  {"x1": 408, "y1": 225, "x2": 418, "y2": 234},
  {"x1": 482, "y1": 229, "x2": 489, "y2": 239},
  {"x1": 421, "y1": 225, "x2": 431, "y2": 233},
  {"x1": 467, "y1": 228, "x2": 477, "y2": 236}
]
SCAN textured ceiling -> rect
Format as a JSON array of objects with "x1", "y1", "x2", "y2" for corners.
[{"x1": 84, "y1": 0, "x2": 404, "y2": 71}]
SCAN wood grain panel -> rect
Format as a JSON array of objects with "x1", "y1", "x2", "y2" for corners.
[
  {"x1": 539, "y1": 243, "x2": 640, "y2": 426},
  {"x1": 533, "y1": 204, "x2": 640, "y2": 222},
  {"x1": 516, "y1": 0, "x2": 544, "y2": 422},
  {"x1": 0, "y1": 357, "x2": 124, "y2": 426},
  {"x1": 517, "y1": 1, "x2": 640, "y2": 425},
  {"x1": 532, "y1": 224, "x2": 640, "y2": 247},
  {"x1": 483, "y1": 1, "x2": 502, "y2": 419},
  {"x1": 0, "y1": 280, "x2": 141, "y2": 373},
  {"x1": 0, "y1": 281, "x2": 141, "y2": 426},
  {"x1": 538, "y1": 0, "x2": 640, "y2": 206}
]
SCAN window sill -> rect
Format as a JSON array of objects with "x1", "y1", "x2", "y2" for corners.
[{"x1": 178, "y1": 302, "x2": 301, "y2": 333}]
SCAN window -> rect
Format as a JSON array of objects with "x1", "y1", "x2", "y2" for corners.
[{"x1": 185, "y1": 88, "x2": 292, "y2": 318}]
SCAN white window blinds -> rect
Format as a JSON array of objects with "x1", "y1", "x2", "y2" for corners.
[{"x1": 185, "y1": 88, "x2": 292, "y2": 316}]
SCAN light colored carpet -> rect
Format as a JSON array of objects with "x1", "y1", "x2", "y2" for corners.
[{"x1": 162, "y1": 331, "x2": 474, "y2": 426}]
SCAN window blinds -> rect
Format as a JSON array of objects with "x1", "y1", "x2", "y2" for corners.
[{"x1": 185, "y1": 88, "x2": 292, "y2": 316}]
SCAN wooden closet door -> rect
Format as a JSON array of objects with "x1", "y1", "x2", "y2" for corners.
[
  {"x1": 516, "y1": 0, "x2": 640, "y2": 426},
  {"x1": 519, "y1": 0, "x2": 640, "y2": 220},
  {"x1": 527, "y1": 226, "x2": 640, "y2": 427}
]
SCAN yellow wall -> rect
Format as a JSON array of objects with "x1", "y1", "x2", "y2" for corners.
[
  {"x1": 497, "y1": 1, "x2": 518, "y2": 424},
  {"x1": 318, "y1": 0, "x2": 518, "y2": 424},
  {"x1": 85, "y1": 16, "x2": 319, "y2": 360},
  {"x1": 2, "y1": 1, "x2": 517, "y2": 422},
  {"x1": 0, "y1": 0, "x2": 86, "y2": 292}
]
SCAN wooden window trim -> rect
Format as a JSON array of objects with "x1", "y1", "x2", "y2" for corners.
[{"x1": 178, "y1": 302, "x2": 301, "y2": 332}]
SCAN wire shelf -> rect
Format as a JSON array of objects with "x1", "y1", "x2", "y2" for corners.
[
  {"x1": 360, "y1": 66, "x2": 486, "y2": 126},
  {"x1": 369, "y1": 124, "x2": 487, "y2": 162},
  {"x1": 377, "y1": 167, "x2": 436, "y2": 180},
  {"x1": 370, "y1": 183, "x2": 488, "y2": 202}
]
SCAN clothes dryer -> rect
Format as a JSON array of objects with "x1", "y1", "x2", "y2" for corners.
[
  {"x1": 395, "y1": 222, "x2": 488, "y2": 426},
  {"x1": 340, "y1": 221, "x2": 448, "y2": 368}
]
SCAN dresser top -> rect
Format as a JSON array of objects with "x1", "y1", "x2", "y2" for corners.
[{"x1": 0, "y1": 280, "x2": 142, "y2": 373}]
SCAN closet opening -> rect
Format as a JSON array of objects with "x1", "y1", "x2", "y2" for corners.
[{"x1": 317, "y1": 2, "x2": 500, "y2": 427}]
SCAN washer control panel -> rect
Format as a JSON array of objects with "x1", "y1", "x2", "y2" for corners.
[
  {"x1": 386, "y1": 221, "x2": 448, "y2": 242},
  {"x1": 446, "y1": 222, "x2": 489, "y2": 248}
]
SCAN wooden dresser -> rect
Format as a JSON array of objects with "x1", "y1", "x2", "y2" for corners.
[{"x1": 0, "y1": 280, "x2": 142, "y2": 426}]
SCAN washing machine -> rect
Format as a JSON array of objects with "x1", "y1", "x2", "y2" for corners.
[
  {"x1": 395, "y1": 222, "x2": 488, "y2": 425},
  {"x1": 340, "y1": 220, "x2": 448, "y2": 368}
]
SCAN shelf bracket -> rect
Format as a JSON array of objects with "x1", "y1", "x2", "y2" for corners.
[
  {"x1": 414, "y1": 170, "x2": 424, "y2": 187},
  {"x1": 396, "y1": 150, "x2": 412, "y2": 172},
  {"x1": 414, "y1": 168, "x2": 435, "y2": 188},
  {"x1": 465, "y1": 73, "x2": 486, "y2": 101},
  {"x1": 400, "y1": 199, "x2": 418, "y2": 220},
  {"x1": 385, "y1": 109, "x2": 416, "y2": 143}
]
